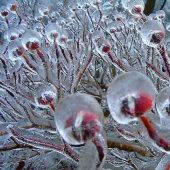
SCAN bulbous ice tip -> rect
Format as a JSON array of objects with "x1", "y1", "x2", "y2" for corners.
[
  {"x1": 107, "y1": 71, "x2": 157, "y2": 124},
  {"x1": 34, "y1": 83, "x2": 57, "y2": 108},
  {"x1": 21, "y1": 30, "x2": 41, "y2": 51},
  {"x1": 55, "y1": 93, "x2": 104, "y2": 145},
  {"x1": 8, "y1": 40, "x2": 25, "y2": 60},
  {"x1": 7, "y1": 0, "x2": 18, "y2": 11},
  {"x1": 141, "y1": 20, "x2": 165, "y2": 48}
]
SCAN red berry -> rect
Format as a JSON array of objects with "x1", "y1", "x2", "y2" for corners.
[
  {"x1": 10, "y1": 4, "x2": 18, "y2": 11},
  {"x1": 37, "y1": 94, "x2": 54, "y2": 106},
  {"x1": 121, "y1": 92, "x2": 153, "y2": 118},
  {"x1": 1, "y1": 11, "x2": 9, "y2": 17},
  {"x1": 132, "y1": 7, "x2": 142, "y2": 14},
  {"x1": 65, "y1": 111, "x2": 102, "y2": 142},
  {"x1": 15, "y1": 46, "x2": 25, "y2": 56},
  {"x1": 150, "y1": 31, "x2": 165, "y2": 44},
  {"x1": 134, "y1": 92, "x2": 153, "y2": 117},
  {"x1": 26, "y1": 41, "x2": 40, "y2": 51},
  {"x1": 102, "y1": 45, "x2": 111, "y2": 53}
]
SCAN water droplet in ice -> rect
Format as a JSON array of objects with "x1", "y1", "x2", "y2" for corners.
[
  {"x1": 156, "y1": 10, "x2": 165, "y2": 20},
  {"x1": 7, "y1": 0, "x2": 18, "y2": 12},
  {"x1": 55, "y1": 93, "x2": 104, "y2": 145},
  {"x1": 45, "y1": 23, "x2": 61, "y2": 43},
  {"x1": 34, "y1": 82, "x2": 57, "y2": 109},
  {"x1": 141, "y1": 20, "x2": 165, "y2": 48},
  {"x1": 57, "y1": 28, "x2": 68, "y2": 48},
  {"x1": 21, "y1": 30, "x2": 41, "y2": 51},
  {"x1": 107, "y1": 71, "x2": 157, "y2": 124},
  {"x1": 8, "y1": 40, "x2": 25, "y2": 61},
  {"x1": 92, "y1": 30, "x2": 105, "y2": 44},
  {"x1": 4, "y1": 28, "x2": 18, "y2": 41},
  {"x1": 89, "y1": 0, "x2": 102, "y2": 7},
  {"x1": 127, "y1": 0, "x2": 145, "y2": 16},
  {"x1": 38, "y1": 5, "x2": 49, "y2": 16},
  {"x1": 95, "y1": 37, "x2": 111, "y2": 55},
  {"x1": 77, "y1": 0, "x2": 90, "y2": 9}
]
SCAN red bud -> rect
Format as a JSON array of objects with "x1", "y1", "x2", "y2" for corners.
[{"x1": 134, "y1": 92, "x2": 153, "y2": 117}]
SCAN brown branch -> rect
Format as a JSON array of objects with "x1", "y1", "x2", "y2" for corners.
[
  {"x1": 0, "y1": 143, "x2": 32, "y2": 151},
  {"x1": 107, "y1": 140, "x2": 149, "y2": 157}
]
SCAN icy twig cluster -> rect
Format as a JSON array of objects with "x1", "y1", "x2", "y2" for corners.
[{"x1": 0, "y1": 0, "x2": 170, "y2": 169}]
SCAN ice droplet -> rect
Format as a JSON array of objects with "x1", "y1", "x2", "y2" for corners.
[
  {"x1": 55, "y1": 93, "x2": 104, "y2": 145},
  {"x1": 7, "y1": 0, "x2": 18, "y2": 12},
  {"x1": 21, "y1": 30, "x2": 41, "y2": 51},
  {"x1": 45, "y1": 23, "x2": 61, "y2": 43},
  {"x1": 127, "y1": 0, "x2": 145, "y2": 16},
  {"x1": 156, "y1": 10, "x2": 165, "y2": 20},
  {"x1": 34, "y1": 82, "x2": 57, "y2": 109},
  {"x1": 95, "y1": 37, "x2": 111, "y2": 55},
  {"x1": 4, "y1": 28, "x2": 18, "y2": 41},
  {"x1": 8, "y1": 40, "x2": 25, "y2": 61},
  {"x1": 92, "y1": 30, "x2": 105, "y2": 44},
  {"x1": 141, "y1": 20, "x2": 165, "y2": 48},
  {"x1": 107, "y1": 71, "x2": 157, "y2": 124},
  {"x1": 38, "y1": 5, "x2": 49, "y2": 16}
]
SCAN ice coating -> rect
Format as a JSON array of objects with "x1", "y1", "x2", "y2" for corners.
[
  {"x1": 21, "y1": 30, "x2": 41, "y2": 51},
  {"x1": 45, "y1": 23, "x2": 61, "y2": 43},
  {"x1": 34, "y1": 82, "x2": 57, "y2": 110},
  {"x1": 106, "y1": 21, "x2": 125, "y2": 42},
  {"x1": 8, "y1": 40, "x2": 25, "y2": 61},
  {"x1": 95, "y1": 37, "x2": 111, "y2": 55},
  {"x1": 141, "y1": 20, "x2": 165, "y2": 48},
  {"x1": 92, "y1": 30, "x2": 105, "y2": 44},
  {"x1": 107, "y1": 71, "x2": 157, "y2": 124},
  {"x1": 127, "y1": 0, "x2": 145, "y2": 16},
  {"x1": 4, "y1": 28, "x2": 18, "y2": 41},
  {"x1": 7, "y1": 0, "x2": 18, "y2": 12},
  {"x1": 55, "y1": 93, "x2": 104, "y2": 145}
]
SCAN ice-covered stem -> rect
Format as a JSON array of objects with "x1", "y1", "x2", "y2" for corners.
[
  {"x1": 74, "y1": 51, "x2": 93, "y2": 92},
  {"x1": 4, "y1": 16, "x2": 10, "y2": 28},
  {"x1": 62, "y1": 140, "x2": 79, "y2": 162},
  {"x1": 15, "y1": 9, "x2": 22, "y2": 24},
  {"x1": 146, "y1": 61, "x2": 169, "y2": 81},
  {"x1": 8, "y1": 125, "x2": 79, "y2": 163},
  {"x1": 158, "y1": 44, "x2": 170, "y2": 77},
  {"x1": 77, "y1": 133, "x2": 107, "y2": 170},
  {"x1": 92, "y1": 133, "x2": 107, "y2": 169},
  {"x1": 107, "y1": 140, "x2": 149, "y2": 156},
  {"x1": 0, "y1": 141, "x2": 33, "y2": 151},
  {"x1": 140, "y1": 116, "x2": 170, "y2": 151},
  {"x1": 8, "y1": 125, "x2": 63, "y2": 151}
]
